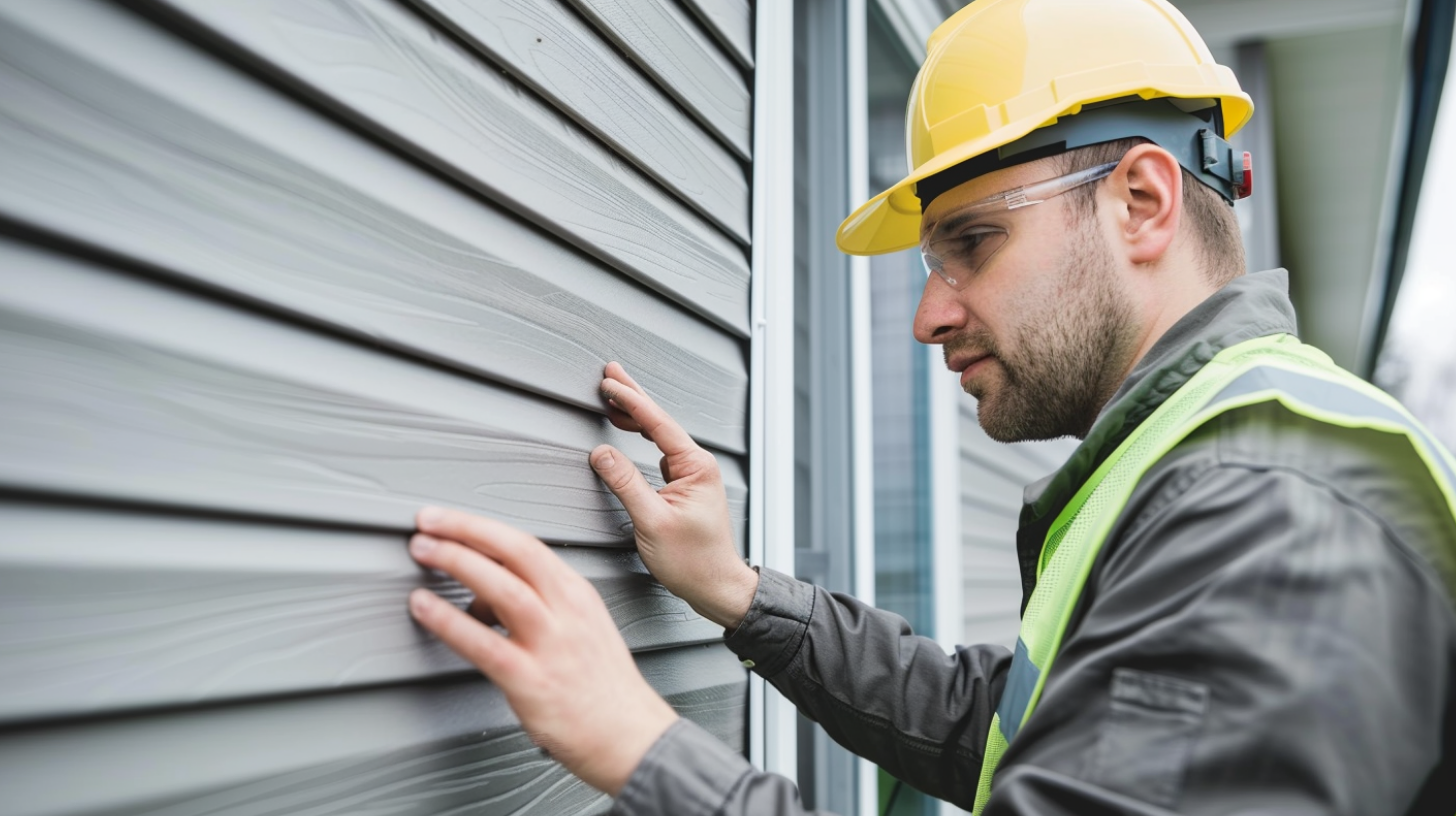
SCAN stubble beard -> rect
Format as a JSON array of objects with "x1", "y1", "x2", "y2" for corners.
[{"x1": 953, "y1": 225, "x2": 1140, "y2": 443}]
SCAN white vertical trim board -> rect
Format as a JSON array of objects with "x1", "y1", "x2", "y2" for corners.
[
  {"x1": 847, "y1": 0, "x2": 876, "y2": 617},
  {"x1": 748, "y1": 0, "x2": 797, "y2": 783},
  {"x1": 846, "y1": 0, "x2": 879, "y2": 810}
]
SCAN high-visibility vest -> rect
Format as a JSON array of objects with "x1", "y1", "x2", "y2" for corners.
[{"x1": 971, "y1": 333, "x2": 1456, "y2": 813}]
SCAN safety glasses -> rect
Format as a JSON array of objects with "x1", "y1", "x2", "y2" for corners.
[{"x1": 920, "y1": 161, "x2": 1119, "y2": 289}]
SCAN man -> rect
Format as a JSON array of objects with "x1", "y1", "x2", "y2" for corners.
[{"x1": 405, "y1": 0, "x2": 1456, "y2": 813}]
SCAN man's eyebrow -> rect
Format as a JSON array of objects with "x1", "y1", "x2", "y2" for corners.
[{"x1": 924, "y1": 209, "x2": 978, "y2": 242}]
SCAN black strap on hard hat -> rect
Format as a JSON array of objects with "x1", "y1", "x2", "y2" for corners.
[{"x1": 915, "y1": 96, "x2": 1250, "y2": 209}]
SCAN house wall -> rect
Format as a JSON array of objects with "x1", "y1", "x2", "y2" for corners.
[
  {"x1": 959, "y1": 406, "x2": 1078, "y2": 651},
  {"x1": 0, "y1": 0, "x2": 752, "y2": 813}
]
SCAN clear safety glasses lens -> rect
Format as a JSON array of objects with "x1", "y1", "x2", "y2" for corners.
[
  {"x1": 922, "y1": 228, "x2": 1010, "y2": 289},
  {"x1": 919, "y1": 161, "x2": 1119, "y2": 290}
]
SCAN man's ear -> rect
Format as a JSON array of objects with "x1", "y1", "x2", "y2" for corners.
[{"x1": 1104, "y1": 144, "x2": 1182, "y2": 265}]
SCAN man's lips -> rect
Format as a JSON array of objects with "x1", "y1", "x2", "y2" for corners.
[{"x1": 948, "y1": 352, "x2": 993, "y2": 388}]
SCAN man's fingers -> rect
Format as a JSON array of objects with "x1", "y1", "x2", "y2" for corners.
[
  {"x1": 659, "y1": 455, "x2": 672, "y2": 484},
  {"x1": 605, "y1": 402, "x2": 644, "y2": 433},
  {"x1": 600, "y1": 376, "x2": 696, "y2": 458},
  {"x1": 604, "y1": 361, "x2": 646, "y2": 395},
  {"x1": 468, "y1": 597, "x2": 501, "y2": 627},
  {"x1": 590, "y1": 444, "x2": 664, "y2": 522},
  {"x1": 410, "y1": 533, "x2": 550, "y2": 638},
  {"x1": 414, "y1": 508, "x2": 571, "y2": 597},
  {"x1": 409, "y1": 588, "x2": 525, "y2": 682}
]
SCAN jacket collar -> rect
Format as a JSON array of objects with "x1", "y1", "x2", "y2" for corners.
[{"x1": 1013, "y1": 269, "x2": 1299, "y2": 602}]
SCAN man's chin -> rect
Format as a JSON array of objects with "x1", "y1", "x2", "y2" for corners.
[
  {"x1": 973, "y1": 390, "x2": 1058, "y2": 443},
  {"x1": 975, "y1": 407, "x2": 1018, "y2": 442}
]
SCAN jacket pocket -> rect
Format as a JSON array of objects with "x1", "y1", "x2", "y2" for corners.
[{"x1": 1084, "y1": 668, "x2": 1209, "y2": 808}]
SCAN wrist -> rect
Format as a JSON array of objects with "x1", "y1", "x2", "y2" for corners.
[
  {"x1": 695, "y1": 562, "x2": 758, "y2": 631},
  {"x1": 595, "y1": 698, "x2": 679, "y2": 796}
]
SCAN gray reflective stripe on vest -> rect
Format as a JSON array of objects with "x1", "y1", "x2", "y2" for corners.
[
  {"x1": 1214, "y1": 366, "x2": 1456, "y2": 488},
  {"x1": 996, "y1": 639, "x2": 1037, "y2": 742},
  {"x1": 993, "y1": 362, "x2": 1448, "y2": 747}
]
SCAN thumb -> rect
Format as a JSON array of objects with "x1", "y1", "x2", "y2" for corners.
[{"x1": 591, "y1": 445, "x2": 662, "y2": 520}]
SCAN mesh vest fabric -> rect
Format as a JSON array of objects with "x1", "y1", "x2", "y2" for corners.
[{"x1": 970, "y1": 333, "x2": 1456, "y2": 813}]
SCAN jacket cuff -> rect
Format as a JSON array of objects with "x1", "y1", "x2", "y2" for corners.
[
  {"x1": 610, "y1": 718, "x2": 752, "y2": 816},
  {"x1": 723, "y1": 567, "x2": 815, "y2": 678}
]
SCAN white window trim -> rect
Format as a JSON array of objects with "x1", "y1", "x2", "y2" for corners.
[
  {"x1": 847, "y1": 1, "x2": 879, "y2": 812},
  {"x1": 749, "y1": 0, "x2": 797, "y2": 783}
]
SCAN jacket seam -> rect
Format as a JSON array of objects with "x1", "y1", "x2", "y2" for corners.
[
  {"x1": 1112, "y1": 449, "x2": 1454, "y2": 621},
  {"x1": 758, "y1": 586, "x2": 815, "y2": 678},
  {"x1": 1211, "y1": 459, "x2": 1456, "y2": 617},
  {"x1": 712, "y1": 767, "x2": 757, "y2": 816}
]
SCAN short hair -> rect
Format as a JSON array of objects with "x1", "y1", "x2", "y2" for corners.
[{"x1": 1053, "y1": 137, "x2": 1246, "y2": 287}]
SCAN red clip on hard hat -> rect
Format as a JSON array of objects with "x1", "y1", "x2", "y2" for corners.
[{"x1": 1235, "y1": 151, "x2": 1253, "y2": 200}]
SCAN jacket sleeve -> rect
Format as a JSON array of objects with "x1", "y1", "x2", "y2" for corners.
[
  {"x1": 610, "y1": 717, "x2": 832, "y2": 816},
  {"x1": 727, "y1": 567, "x2": 1010, "y2": 806},
  {"x1": 612, "y1": 567, "x2": 1011, "y2": 816},
  {"x1": 984, "y1": 432, "x2": 1456, "y2": 815}
]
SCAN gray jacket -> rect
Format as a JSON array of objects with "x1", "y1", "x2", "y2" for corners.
[{"x1": 612, "y1": 270, "x2": 1456, "y2": 816}]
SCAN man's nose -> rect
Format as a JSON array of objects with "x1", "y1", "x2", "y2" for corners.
[{"x1": 913, "y1": 273, "x2": 967, "y2": 345}]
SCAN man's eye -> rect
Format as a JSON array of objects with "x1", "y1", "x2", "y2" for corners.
[
  {"x1": 945, "y1": 227, "x2": 1003, "y2": 258},
  {"x1": 950, "y1": 232, "x2": 991, "y2": 251}
]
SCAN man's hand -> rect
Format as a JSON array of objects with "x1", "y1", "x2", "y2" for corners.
[
  {"x1": 591, "y1": 362, "x2": 759, "y2": 630},
  {"x1": 407, "y1": 506, "x2": 679, "y2": 796}
]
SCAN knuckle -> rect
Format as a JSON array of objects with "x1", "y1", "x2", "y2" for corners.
[
  {"x1": 609, "y1": 467, "x2": 639, "y2": 493},
  {"x1": 424, "y1": 540, "x2": 458, "y2": 571}
]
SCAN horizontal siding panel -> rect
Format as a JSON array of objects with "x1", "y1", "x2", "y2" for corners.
[
  {"x1": 565, "y1": 0, "x2": 750, "y2": 159},
  {"x1": 678, "y1": 0, "x2": 752, "y2": 69},
  {"x1": 0, "y1": 0, "x2": 746, "y2": 453},
  {"x1": 0, "y1": 502, "x2": 723, "y2": 723},
  {"x1": 0, "y1": 644, "x2": 745, "y2": 816},
  {"x1": 961, "y1": 499, "x2": 1021, "y2": 535},
  {"x1": 961, "y1": 557, "x2": 1019, "y2": 586},
  {"x1": 0, "y1": 239, "x2": 748, "y2": 546},
  {"x1": 135, "y1": 0, "x2": 751, "y2": 334},
  {"x1": 960, "y1": 479, "x2": 1024, "y2": 519},
  {"x1": 961, "y1": 581, "x2": 1021, "y2": 651},
  {"x1": 405, "y1": 0, "x2": 748, "y2": 240},
  {"x1": 960, "y1": 443, "x2": 1045, "y2": 490}
]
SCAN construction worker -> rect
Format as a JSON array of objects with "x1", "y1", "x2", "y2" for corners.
[{"x1": 404, "y1": 0, "x2": 1456, "y2": 813}]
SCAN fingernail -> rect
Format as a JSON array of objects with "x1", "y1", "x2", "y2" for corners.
[
  {"x1": 409, "y1": 534, "x2": 437, "y2": 557},
  {"x1": 417, "y1": 506, "x2": 444, "y2": 527},
  {"x1": 409, "y1": 588, "x2": 432, "y2": 617},
  {"x1": 596, "y1": 450, "x2": 615, "y2": 469}
]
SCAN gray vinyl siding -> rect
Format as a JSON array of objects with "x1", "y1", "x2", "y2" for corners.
[
  {"x1": 0, "y1": 0, "x2": 750, "y2": 813},
  {"x1": 960, "y1": 404, "x2": 1078, "y2": 650},
  {"x1": 678, "y1": 0, "x2": 753, "y2": 70}
]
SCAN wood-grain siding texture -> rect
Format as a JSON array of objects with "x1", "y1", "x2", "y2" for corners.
[
  {"x1": 0, "y1": 0, "x2": 753, "y2": 811},
  {"x1": 403, "y1": 0, "x2": 748, "y2": 239},
  {"x1": 564, "y1": 0, "x2": 751, "y2": 159},
  {"x1": 678, "y1": 0, "x2": 753, "y2": 69},
  {"x1": 0, "y1": 644, "x2": 745, "y2": 816},
  {"x1": 959, "y1": 404, "x2": 1077, "y2": 650},
  {"x1": 0, "y1": 501, "x2": 723, "y2": 723},
  {"x1": 139, "y1": 0, "x2": 752, "y2": 334},
  {"x1": 0, "y1": 238, "x2": 747, "y2": 546},
  {"x1": 0, "y1": 0, "x2": 747, "y2": 453}
]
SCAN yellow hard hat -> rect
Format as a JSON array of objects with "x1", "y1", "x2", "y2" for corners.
[{"x1": 837, "y1": 0, "x2": 1253, "y2": 255}]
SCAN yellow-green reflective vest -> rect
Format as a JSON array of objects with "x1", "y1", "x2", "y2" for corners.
[{"x1": 971, "y1": 333, "x2": 1456, "y2": 813}]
